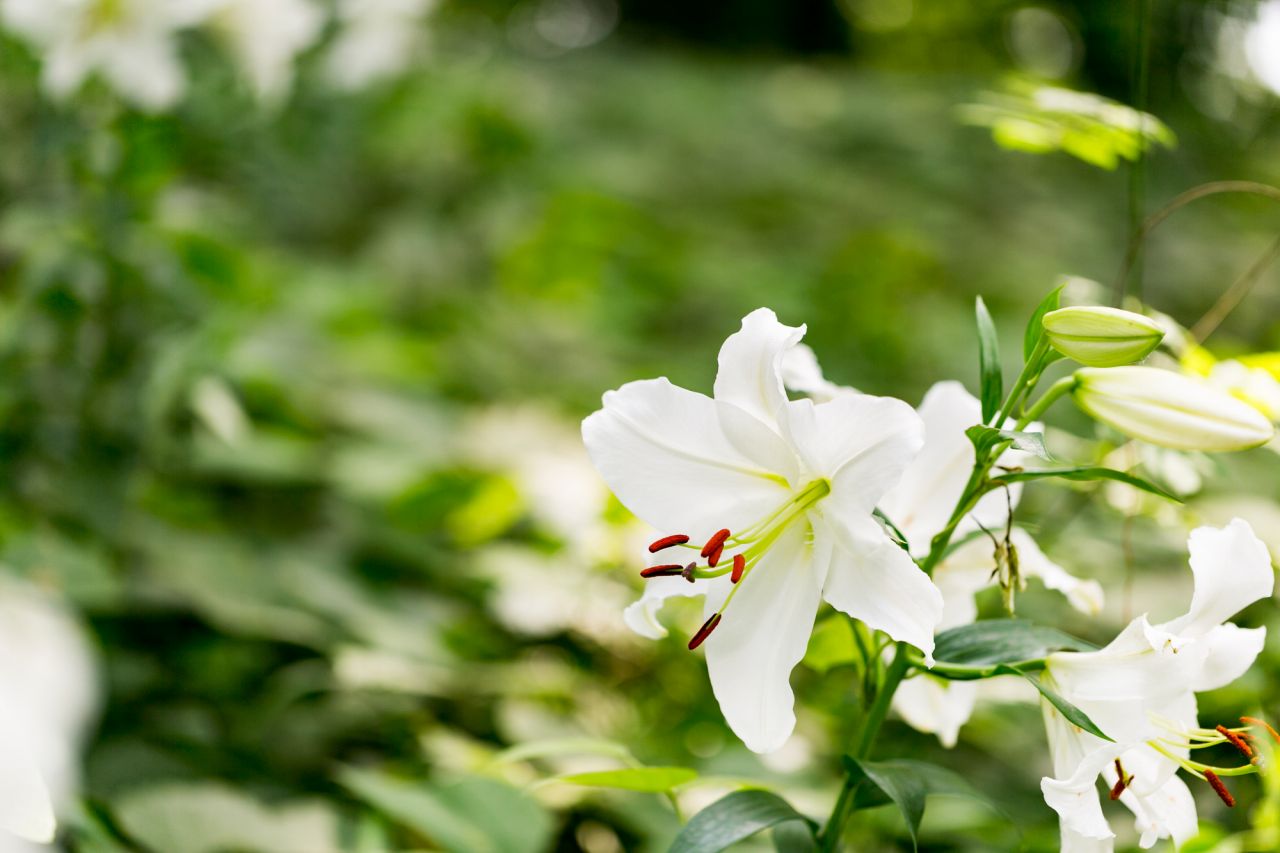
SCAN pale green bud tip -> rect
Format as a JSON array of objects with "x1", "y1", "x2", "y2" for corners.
[
  {"x1": 1073, "y1": 366, "x2": 1275, "y2": 452},
  {"x1": 1042, "y1": 306, "x2": 1164, "y2": 367}
]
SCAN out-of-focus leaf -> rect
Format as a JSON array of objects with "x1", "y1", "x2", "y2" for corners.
[
  {"x1": 558, "y1": 766, "x2": 697, "y2": 792},
  {"x1": 965, "y1": 425, "x2": 1049, "y2": 460},
  {"x1": 113, "y1": 782, "x2": 342, "y2": 853},
  {"x1": 340, "y1": 768, "x2": 554, "y2": 853},
  {"x1": 845, "y1": 758, "x2": 1007, "y2": 849},
  {"x1": 772, "y1": 820, "x2": 819, "y2": 852},
  {"x1": 990, "y1": 466, "x2": 1178, "y2": 501},
  {"x1": 975, "y1": 296, "x2": 1002, "y2": 423},
  {"x1": 492, "y1": 737, "x2": 634, "y2": 766},
  {"x1": 669, "y1": 790, "x2": 814, "y2": 853},
  {"x1": 995, "y1": 665, "x2": 1113, "y2": 742},
  {"x1": 803, "y1": 614, "x2": 858, "y2": 674}
]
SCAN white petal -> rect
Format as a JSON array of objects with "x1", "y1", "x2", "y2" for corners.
[
  {"x1": 891, "y1": 675, "x2": 977, "y2": 748},
  {"x1": 1041, "y1": 744, "x2": 1125, "y2": 844},
  {"x1": 713, "y1": 308, "x2": 805, "y2": 430},
  {"x1": 1161, "y1": 519, "x2": 1274, "y2": 639},
  {"x1": 1190, "y1": 623, "x2": 1266, "y2": 692},
  {"x1": 928, "y1": 536, "x2": 993, "y2": 631},
  {"x1": 817, "y1": 517, "x2": 943, "y2": 663},
  {"x1": 623, "y1": 575, "x2": 728, "y2": 640},
  {"x1": 1117, "y1": 773, "x2": 1198, "y2": 850},
  {"x1": 781, "y1": 394, "x2": 924, "y2": 508},
  {"x1": 0, "y1": 715, "x2": 55, "y2": 843},
  {"x1": 582, "y1": 378, "x2": 791, "y2": 538},
  {"x1": 780, "y1": 344, "x2": 854, "y2": 402},
  {"x1": 715, "y1": 401, "x2": 800, "y2": 485},
  {"x1": 703, "y1": 524, "x2": 820, "y2": 753},
  {"x1": 1011, "y1": 529, "x2": 1105, "y2": 616}
]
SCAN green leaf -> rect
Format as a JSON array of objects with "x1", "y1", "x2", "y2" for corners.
[
  {"x1": 932, "y1": 619, "x2": 1096, "y2": 675},
  {"x1": 339, "y1": 768, "x2": 554, "y2": 853},
  {"x1": 558, "y1": 766, "x2": 697, "y2": 793},
  {"x1": 669, "y1": 790, "x2": 815, "y2": 853},
  {"x1": 842, "y1": 758, "x2": 1008, "y2": 851},
  {"x1": 995, "y1": 665, "x2": 1113, "y2": 742},
  {"x1": 772, "y1": 821, "x2": 819, "y2": 852},
  {"x1": 1024, "y1": 286, "x2": 1063, "y2": 361},
  {"x1": 990, "y1": 466, "x2": 1179, "y2": 501},
  {"x1": 975, "y1": 296, "x2": 1002, "y2": 423},
  {"x1": 491, "y1": 737, "x2": 634, "y2": 766},
  {"x1": 965, "y1": 424, "x2": 1050, "y2": 460},
  {"x1": 803, "y1": 614, "x2": 858, "y2": 674}
]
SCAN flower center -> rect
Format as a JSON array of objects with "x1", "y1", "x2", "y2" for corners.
[
  {"x1": 1142, "y1": 712, "x2": 1279, "y2": 807},
  {"x1": 643, "y1": 478, "x2": 831, "y2": 649}
]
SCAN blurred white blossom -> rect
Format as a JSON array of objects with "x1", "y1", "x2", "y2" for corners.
[
  {"x1": 204, "y1": 0, "x2": 324, "y2": 102},
  {"x1": 324, "y1": 0, "x2": 436, "y2": 91}
]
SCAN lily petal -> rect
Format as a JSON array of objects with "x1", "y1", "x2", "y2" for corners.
[
  {"x1": 1116, "y1": 773, "x2": 1198, "y2": 850},
  {"x1": 0, "y1": 708, "x2": 55, "y2": 843},
  {"x1": 1190, "y1": 623, "x2": 1266, "y2": 692},
  {"x1": 1012, "y1": 529, "x2": 1105, "y2": 617},
  {"x1": 891, "y1": 675, "x2": 977, "y2": 748},
  {"x1": 1161, "y1": 518, "x2": 1273, "y2": 639},
  {"x1": 583, "y1": 378, "x2": 792, "y2": 537},
  {"x1": 703, "y1": 523, "x2": 821, "y2": 753},
  {"x1": 780, "y1": 343, "x2": 853, "y2": 402},
  {"x1": 817, "y1": 516, "x2": 943, "y2": 663},
  {"x1": 623, "y1": 575, "x2": 731, "y2": 640},
  {"x1": 713, "y1": 308, "x2": 805, "y2": 431},
  {"x1": 1042, "y1": 743, "x2": 1125, "y2": 845}
]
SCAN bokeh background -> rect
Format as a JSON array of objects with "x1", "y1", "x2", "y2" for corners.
[{"x1": 1, "y1": 0, "x2": 1280, "y2": 850}]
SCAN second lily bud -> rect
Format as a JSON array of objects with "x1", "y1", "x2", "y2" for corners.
[
  {"x1": 1072, "y1": 366, "x2": 1275, "y2": 452},
  {"x1": 1042, "y1": 306, "x2": 1164, "y2": 367}
]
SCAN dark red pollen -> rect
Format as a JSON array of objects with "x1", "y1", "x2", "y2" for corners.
[
  {"x1": 649, "y1": 534, "x2": 690, "y2": 553},
  {"x1": 701, "y1": 529, "x2": 731, "y2": 558},
  {"x1": 1242, "y1": 716, "x2": 1280, "y2": 744},
  {"x1": 688, "y1": 613, "x2": 722, "y2": 650},
  {"x1": 707, "y1": 543, "x2": 725, "y2": 567},
  {"x1": 1205, "y1": 770, "x2": 1235, "y2": 808},
  {"x1": 1218, "y1": 725, "x2": 1254, "y2": 758},
  {"x1": 731, "y1": 553, "x2": 745, "y2": 584},
  {"x1": 641, "y1": 564, "x2": 685, "y2": 578}
]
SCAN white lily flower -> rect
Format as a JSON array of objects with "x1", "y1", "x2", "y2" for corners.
[
  {"x1": 584, "y1": 308, "x2": 943, "y2": 753},
  {"x1": 1039, "y1": 519, "x2": 1274, "y2": 851},
  {"x1": 877, "y1": 381, "x2": 1103, "y2": 747},
  {"x1": 324, "y1": 0, "x2": 436, "y2": 91},
  {"x1": 204, "y1": 0, "x2": 324, "y2": 103},
  {"x1": 0, "y1": 0, "x2": 214, "y2": 109}
]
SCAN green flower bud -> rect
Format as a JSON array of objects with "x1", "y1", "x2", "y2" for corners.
[
  {"x1": 1042, "y1": 306, "x2": 1164, "y2": 367},
  {"x1": 1072, "y1": 367, "x2": 1275, "y2": 452}
]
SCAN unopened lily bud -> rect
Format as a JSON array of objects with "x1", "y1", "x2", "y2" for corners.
[
  {"x1": 1072, "y1": 367, "x2": 1275, "y2": 451},
  {"x1": 1042, "y1": 306, "x2": 1164, "y2": 367}
]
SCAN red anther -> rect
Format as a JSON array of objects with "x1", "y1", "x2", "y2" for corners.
[
  {"x1": 649, "y1": 534, "x2": 690, "y2": 553},
  {"x1": 707, "y1": 543, "x2": 725, "y2": 567},
  {"x1": 1205, "y1": 770, "x2": 1235, "y2": 808},
  {"x1": 1242, "y1": 716, "x2": 1280, "y2": 744},
  {"x1": 731, "y1": 553, "x2": 746, "y2": 584},
  {"x1": 700, "y1": 529, "x2": 731, "y2": 558},
  {"x1": 1109, "y1": 759, "x2": 1129, "y2": 800},
  {"x1": 641, "y1": 564, "x2": 685, "y2": 578},
  {"x1": 1218, "y1": 725, "x2": 1254, "y2": 758},
  {"x1": 688, "y1": 613, "x2": 722, "y2": 650}
]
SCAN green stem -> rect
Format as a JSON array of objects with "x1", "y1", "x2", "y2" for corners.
[
  {"x1": 1016, "y1": 376, "x2": 1075, "y2": 429},
  {"x1": 992, "y1": 336, "x2": 1049, "y2": 427}
]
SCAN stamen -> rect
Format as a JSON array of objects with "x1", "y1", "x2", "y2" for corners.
[
  {"x1": 640, "y1": 564, "x2": 685, "y2": 578},
  {"x1": 701, "y1": 529, "x2": 731, "y2": 558},
  {"x1": 1109, "y1": 759, "x2": 1130, "y2": 800},
  {"x1": 1218, "y1": 725, "x2": 1254, "y2": 758},
  {"x1": 707, "y1": 543, "x2": 725, "y2": 567},
  {"x1": 648, "y1": 534, "x2": 690, "y2": 553},
  {"x1": 1242, "y1": 717, "x2": 1280, "y2": 744},
  {"x1": 688, "y1": 614, "x2": 722, "y2": 650},
  {"x1": 731, "y1": 553, "x2": 745, "y2": 584},
  {"x1": 1205, "y1": 770, "x2": 1235, "y2": 807}
]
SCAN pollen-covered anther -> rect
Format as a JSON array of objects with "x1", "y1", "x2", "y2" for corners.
[
  {"x1": 1108, "y1": 759, "x2": 1131, "y2": 801},
  {"x1": 1205, "y1": 770, "x2": 1235, "y2": 807},
  {"x1": 688, "y1": 613, "x2": 722, "y2": 650},
  {"x1": 731, "y1": 553, "x2": 745, "y2": 584},
  {"x1": 648, "y1": 534, "x2": 690, "y2": 553},
  {"x1": 700, "y1": 529, "x2": 731, "y2": 558},
  {"x1": 1217, "y1": 724, "x2": 1254, "y2": 758},
  {"x1": 1242, "y1": 716, "x2": 1280, "y2": 745},
  {"x1": 640, "y1": 564, "x2": 685, "y2": 578},
  {"x1": 707, "y1": 543, "x2": 725, "y2": 567}
]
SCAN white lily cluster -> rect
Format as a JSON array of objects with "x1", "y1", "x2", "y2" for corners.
[{"x1": 0, "y1": 0, "x2": 437, "y2": 109}]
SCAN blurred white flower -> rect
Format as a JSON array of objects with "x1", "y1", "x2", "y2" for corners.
[
  {"x1": 0, "y1": 0, "x2": 212, "y2": 109},
  {"x1": 324, "y1": 0, "x2": 436, "y2": 91},
  {"x1": 204, "y1": 0, "x2": 324, "y2": 102},
  {"x1": 0, "y1": 579, "x2": 98, "y2": 849}
]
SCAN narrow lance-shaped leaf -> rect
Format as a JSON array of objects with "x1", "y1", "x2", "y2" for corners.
[
  {"x1": 989, "y1": 466, "x2": 1179, "y2": 502},
  {"x1": 995, "y1": 664, "x2": 1113, "y2": 742},
  {"x1": 1024, "y1": 285, "x2": 1063, "y2": 362},
  {"x1": 928, "y1": 619, "x2": 1096, "y2": 678},
  {"x1": 975, "y1": 296, "x2": 1002, "y2": 423},
  {"x1": 669, "y1": 790, "x2": 815, "y2": 853},
  {"x1": 556, "y1": 766, "x2": 697, "y2": 793}
]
